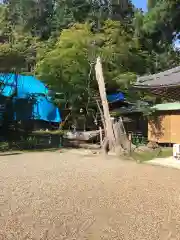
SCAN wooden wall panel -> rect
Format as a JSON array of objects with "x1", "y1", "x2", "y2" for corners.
[{"x1": 170, "y1": 114, "x2": 180, "y2": 143}]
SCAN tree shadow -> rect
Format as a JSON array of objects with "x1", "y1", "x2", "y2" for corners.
[
  {"x1": 148, "y1": 113, "x2": 165, "y2": 142},
  {"x1": 0, "y1": 152, "x2": 22, "y2": 156}
]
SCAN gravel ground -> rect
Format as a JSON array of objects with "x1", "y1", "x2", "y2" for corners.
[{"x1": 0, "y1": 150, "x2": 180, "y2": 240}]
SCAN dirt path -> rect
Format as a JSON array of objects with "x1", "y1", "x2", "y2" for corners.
[{"x1": 0, "y1": 150, "x2": 180, "y2": 239}]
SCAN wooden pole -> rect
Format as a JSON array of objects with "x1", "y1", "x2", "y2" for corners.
[
  {"x1": 128, "y1": 132, "x2": 132, "y2": 154},
  {"x1": 96, "y1": 99, "x2": 105, "y2": 130},
  {"x1": 99, "y1": 126, "x2": 103, "y2": 146},
  {"x1": 95, "y1": 57, "x2": 116, "y2": 152}
]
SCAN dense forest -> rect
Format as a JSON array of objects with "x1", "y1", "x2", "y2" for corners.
[{"x1": 0, "y1": 0, "x2": 180, "y2": 114}]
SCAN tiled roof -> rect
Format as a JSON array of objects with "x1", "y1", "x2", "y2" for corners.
[{"x1": 135, "y1": 66, "x2": 180, "y2": 88}]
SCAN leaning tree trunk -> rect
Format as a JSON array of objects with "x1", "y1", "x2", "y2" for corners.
[
  {"x1": 95, "y1": 57, "x2": 116, "y2": 153},
  {"x1": 95, "y1": 57, "x2": 130, "y2": 155}
]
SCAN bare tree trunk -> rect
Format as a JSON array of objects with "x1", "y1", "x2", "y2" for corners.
[{"x1": 95, "y1": 57, "x2": 116, "y2": 153}]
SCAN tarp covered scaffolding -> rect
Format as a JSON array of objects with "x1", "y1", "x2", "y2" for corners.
[
  {"x1": 0, "y1": 73, "x2": 61, "y2": 123},
  {"x1": 134, "y1": 66, "x2": 180, "y2": 100}
]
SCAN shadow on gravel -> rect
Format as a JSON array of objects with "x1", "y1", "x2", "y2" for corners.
[{"x1": 0, "y1": 152, "x2": 22, "y2": 156}]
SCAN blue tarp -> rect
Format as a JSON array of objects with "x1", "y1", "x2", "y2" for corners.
[
  {"x1": 0, "y1": 74, "x2": 61, "y2": 123},
  {"x1": 107, "y1": 92, "x2": 125, "y2": 103}
]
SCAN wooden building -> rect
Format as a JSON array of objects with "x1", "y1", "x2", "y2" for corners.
[
  {"x1": 148, "y1": 103, "x2": 180, "y2": 144},
  {"x1": 134, "y1": 66, "x2": 180, "y2": 144}
]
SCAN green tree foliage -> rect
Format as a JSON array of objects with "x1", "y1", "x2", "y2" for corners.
[
  {"x1": 147, "y1": 0, "x2": 158, "y2": 10},
  {"x1": 36, "y1": 20, "x2": 152, "y2": 110},
  {"x1": 36, "y1": 23, "x2": 99, "y2": 111},
  {"x1": 0, "y1": 0, "x2": 180, "y2": 115},
  {"x1": 3, "y1": 0, "x2": 55, "y2": 39},
  {"x1": 138, "y1": 0, "x2": 180, "y2": 45}
]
